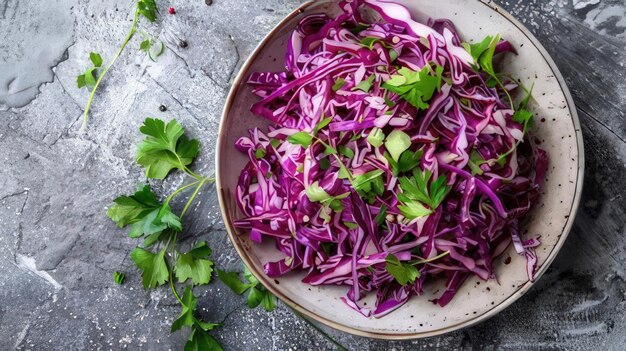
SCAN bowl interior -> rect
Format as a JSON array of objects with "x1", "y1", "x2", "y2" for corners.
[{"x1": 217, "y1": 0, "x2": 583, "y2": 338}]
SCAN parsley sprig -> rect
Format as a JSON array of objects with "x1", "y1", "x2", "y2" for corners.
[
  {"x1": 107, "y1": 118, "x2": 221, "y2": 350},
  {"x1": 463, "y1": 35, "x2": 514, "y2": 108},
  {"x1": 217, "y1": 266, "x2": 278, "y2": 311},
  {"x1": 397, "y1": 169, "x2": 451, "y2": 220},
  {"x1": 385, "y1": 251, "x2": 450, "y2": 285},
  {"x1": 382, "y1": 64, "x2": 444, "y2": 110},
  {"x1": 286, "y1": 117, "x2": 354, "y2": 182},
  {"x1": 80, "y1": 0, "x2": 161, "y2": 129}
]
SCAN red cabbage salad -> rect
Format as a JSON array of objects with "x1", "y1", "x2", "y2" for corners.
[{"x1": 233, "y1": 0, "x2": 548, "y2": 317}]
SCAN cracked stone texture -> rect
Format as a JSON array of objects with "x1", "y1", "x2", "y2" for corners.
[{"x1": 0, "y1": 0, "x2": 624, "y2": 350}]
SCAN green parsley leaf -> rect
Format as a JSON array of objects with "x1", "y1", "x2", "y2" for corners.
[
  {"x1": 468, "y1": 149, "x2": 486, "y2": 176},
  {"x1": 344, "y1": 222, "x2": 359, "y2": 229},
  {"x1": 172, "y1": 286, "x2": 221, "y2": 335},
  {"x1": 184, "y1": 325, "x2": 223, "y2": 351},
  {"x1": 270, "y1": 139, "x2": 281, "y2": 148},
  {"x1": 359, "y1": 37, "x2": 379, "y2": 49},
  {"x1": 84, "y1": 67, "x2": 98, "y2": 87},
  {"x1": 137, "y1": 0, "x2": 157, "y2": 22},
  {"x1": 397, "y1": 149, "x2": 423, "y2": 173},
  {"x1": 382, "y1": 65, "x2": 444, "y2": 109},
  {"x1": 385, "y1": 253, "x2": 420, "y2": 285},
  {"x1": 518, "y1": 83, "x2": 534, "y2": 111},
  {"x1": 175, "y1": 242, "x2": 214, "y2": 285},
  {"x1": 328, "y1": 199, "x2": 344, "y2": 212},
  {"x1": 352, "y1": 75, "x2": 375, "y2": 93},
  {"x1": 332, "y1": 78, "x2": 347, "y2": 92},
  {"x1": 512, "y1": 109, "x2": 533, "y2": 131},
  {"x1": 397, "y1": 169, "x2": 451, "y2": 219},
  {"x1": 353, "y1": 170, "x2": 385, "y2": 193},
  {"x1": 148, "y1": 41, "x2": 165, "y2": 62},
  {"x1": 255, "y1": 148, "x2": 267, "y2": 159},
  {"x1": 260, "y1": 289, "x2": 278, "y2": 311},
  {"x1": 243, "y1": 265, "x2": 259, "y2": 285},
  {"x1": 217, "y1": 266, "x2": 277, "y2": 312},
  {"x1": 477, "y1": 34, "x2": 500, "y2": 80},
  {"x1": 247, "y1": 286, "x2": 264, "y2": 308},
  {"x1": 77, "y1": 52, "x2": 103, "y2": 89},
  {"x1": 389, "y1": 49, "x2": 399, "y2": 62},
  {"x1": 314, "y1": 117, "x2": 333, "y2": 134},
  {"x1": 107, "y1": 185, "x2": 181, "y2": 239},
  {"x1": 107, "y1": 185, "x2": 160, "y2": 228},
  {"x1": 375, "y1": 204, "x2": 388, "y2": 226},
  {"x1": 136, "y1": 118, "x2": 200, "y2": 179},
  {"x1": 89, "y1": 52, "x2": 103, "y2": 67},
  {"x1": 77, "y1": 74, "x2": 86, "y2": 89},
  {"x1": 114, "y1": 271, "x2": 125, "y2": 285},
  {"x1": 367, "y1": 128, "x2": 385, "y2": 148},
  {"x1": 305, "y1": 181, "x2": 332, "y2": 202},
  {"x1": 158, "y1": 203, "x2": 183, "y2": 232},
  {"x1": 337, "y1": 161, "x2": 351, "y2": 179},
  {"x1": 338, "y1": 145, "x2": 355, "y2": 159},
  {"x1": 384, "y1": 130, "x2": 411, "y2": 162},
  {"x1": 140, "y1": 39, "x2": 151, "y2": 52},
  {"x1": 130, "y1": 247, "x2": 169, "y2": 289},
  {"x1": 286, "y1": 131, "x2": 313, "y2": 148},
  {"x1": 217, "y1": 270, "x2": 251, "y2": 295},
  {"x1": 171, "y1": 287, "x2": 222, "y2": 351},
  {"x1": 462, "y1": 36, "x2": 493, "y2": 64},
  {"x1": 171, "y1": 285, "x2": 198, "y2": 332},
  {"x1": 398, "y1": 200, "x2": 432, "y2": 219},
  {"x1": 384, "y1": 151, "x2": 400, "y2": 176},
  {"x1": 319, "y1": 157, "x2": 331, "y2": 170}
]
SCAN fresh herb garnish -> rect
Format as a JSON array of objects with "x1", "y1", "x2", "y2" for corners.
[
  {"x1": 107, "y1": 118, "x2": 220, "y2": 350},
  {"x1": 305, "y1": 181, "x2": 350, "y2": 213},
  {"x1": 80, "y1": 0, "x2": 165, "y2": 129},
  {"x1": 382, "y1": 65, "x2": 444, "y2": 110},
  {"x1": 352, "y1": 170, "x2": 385, "y2": 203},
  {"x1": 114, "y1": 271, "x2": 126, "y2": 285},
  {"x1": 495, "y1": 83, "x2": 535, "y2": 164},
  {"x1": 384, "y1": 130, "x2": 411, "y2": 162},
  {"x1": 397, "y1": 169, "x2": 451, "y2": 220},
  {"x1": 352, "y1": 75, "x2": 375, "y2": 93},
  {"x1": 140, "y1": 35, "x2": 165, "y2": 62},
  {"x1": 375, "y1": 204, "x2": 388, "y2": 226},
  {"x1": 136, "y1": 118, "x2": 201, "y2": 180},
  {"x1": 367, "y1": 128, "x2": 385, "y2": 148},
  {"x1": 332, "y1": 78, "x2": 347, "y2": 92},
  {"x1": 217, "y1": 266, "x2": 278, "y2": 312},
  {"x1": 77, "y1": 52, "x2": 103, "y2": 89},
  {"x1": 286, "y1": 131, "x2": 313, "y2": 148},
  {"x1": 386, "y1": 251, "x2": 450, "y2": 285}
]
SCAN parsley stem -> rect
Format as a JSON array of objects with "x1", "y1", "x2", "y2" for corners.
[
  {"x1": 165, "y1": 233, "x2": 184, "y2": 305},
  {"x1": 183, "y1": 166, "x2": 205, "y2": 181},
  {"x1": 180, "y1": 178, "x2": 208, "y2": 218},
  {"x1": 165, "y1": 180, "x2": 201, "y2": 205},
  {"x1": 82, "y1": 8, "x2": 139, "y2": 129},
  {"x1": 313, "y1": 138, "x2": 354, "y2": 183}
]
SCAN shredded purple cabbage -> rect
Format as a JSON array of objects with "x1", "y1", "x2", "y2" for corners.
[{"x1": 234, "y1": 0, "x2": 548, "y2": 317}]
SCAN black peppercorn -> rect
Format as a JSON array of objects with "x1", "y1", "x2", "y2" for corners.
[
  {"x1": 205, "y1": 0, "x2": 213, "y2": 5},
  {"x1": 179, "y1": 40, "x2": 188, "y2": 48},
  {"x1": 159, "y1": 105, "x2": 167, "y2": 112}
]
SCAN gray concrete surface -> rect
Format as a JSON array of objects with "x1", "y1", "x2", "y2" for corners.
[{"x1": 0, "y1": 0, "x2": 625, "y2": 350}]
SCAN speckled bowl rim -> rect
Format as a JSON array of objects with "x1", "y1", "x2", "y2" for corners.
[{"x1": 216, "y1": 0, "x2": 585, "y2": 340}]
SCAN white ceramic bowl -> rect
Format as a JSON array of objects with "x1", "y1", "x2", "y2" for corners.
[{"x1": 216, "y1": 0, "x2": 584, "y2": 339}]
